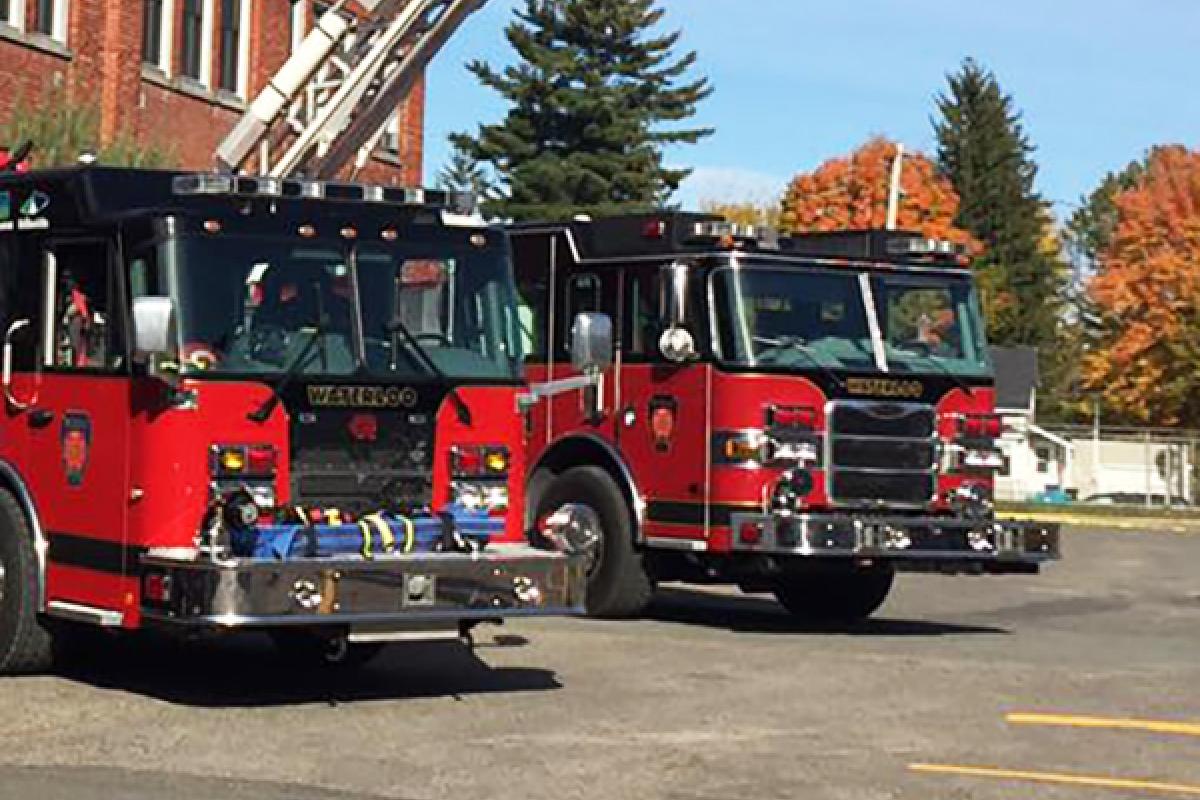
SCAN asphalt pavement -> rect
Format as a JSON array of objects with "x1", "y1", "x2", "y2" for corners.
[{"x1": 2, "y1": 526, "x2": 1199, "y2": 800}]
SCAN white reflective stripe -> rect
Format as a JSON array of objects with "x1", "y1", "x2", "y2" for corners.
[{"x1": 859, "y1": 272, "x2": 888, "y2": 373}]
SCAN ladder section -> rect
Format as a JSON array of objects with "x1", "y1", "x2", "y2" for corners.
[{"x1": 215, "y1": 0, "x2": 488, "y2": 179}]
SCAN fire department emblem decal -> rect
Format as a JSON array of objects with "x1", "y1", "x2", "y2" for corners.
[{"x1": 61, "y1": 412, "x2": 92, "y2": 487}]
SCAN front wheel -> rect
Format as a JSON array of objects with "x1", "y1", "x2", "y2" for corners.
[
  {"x1": 0, "y1": 490, "x2": 54, "y2": 675},
  {"x1": 535, "y1": 466, "x2": 653, "y2": 618},
  {"x1": 773, "y1": 564, "x2": 895, "y2": 624}
]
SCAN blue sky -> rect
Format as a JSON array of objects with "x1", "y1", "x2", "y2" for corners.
[{"x1": 424, "y1": 1, "x2": 1200, "y2": 215}]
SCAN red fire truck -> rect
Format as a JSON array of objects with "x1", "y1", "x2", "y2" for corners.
[
  {"x1": 0, "y1": 165, "x2": 591, "y2": 674},
  {"x1": 510, "y1": 214, "x2": 1060, "y2": 620}
]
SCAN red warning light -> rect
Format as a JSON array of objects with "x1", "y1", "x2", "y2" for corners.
[{"x1": 642, "y1": 220, "x2": 667, "y2": 239}]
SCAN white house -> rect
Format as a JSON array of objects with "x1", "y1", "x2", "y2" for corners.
[{"x1": 990, "y1": 347, "x2": 1193, "y2": 504}]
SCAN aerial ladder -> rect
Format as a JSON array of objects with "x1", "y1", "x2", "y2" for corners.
[{"x1": 215, "y1": 0, "x2": 488, "y2": 179}]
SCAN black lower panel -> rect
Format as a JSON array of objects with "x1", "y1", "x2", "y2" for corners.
[{"x1": 830, "y1": 472, "x2": 934, "y2": 504}]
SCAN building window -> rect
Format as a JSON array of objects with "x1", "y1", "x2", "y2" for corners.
[
  {"x1": 181, "y1": 0, "x2": 213, "y2": 85},
  {"x1": 142, "y1": 0, "x2": 176, "y2": 70},
  {"x1": 143, "y1": 0, "x2": 162, "y2": 64},
  {"x1": 381, "y1": 114, "x2": 401, "y2": 153},
  {"x1": 34, "y1": 0, "x2": 67, "y2": 42},
  {"x1": 1036, "y1": 447, "x2": 1050, "y2": 474},
  {"x1": 181, "y1": 0, "x2": 203, "y2": 80},
  {"x1": 217, "y1": 0, "x2": 247, "y2": 94},
  {"x1": 0, "y1": 0, "x2": 24, "y2": 30}
]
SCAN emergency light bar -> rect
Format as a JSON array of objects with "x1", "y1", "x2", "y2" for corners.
[
  {"x1": 171, "y1": 173, "x2": 475, "y2": 212},
  {"x1": 886, "y1": 236, "x2": 969, "y2": 257},
  {"x1": 688, "y1": 221, "x2": 780, "y2": 249}
]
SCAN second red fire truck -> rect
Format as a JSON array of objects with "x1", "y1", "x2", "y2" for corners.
[{"x1": 511, "y1": 214, "x2": 1060, "y2": 621}]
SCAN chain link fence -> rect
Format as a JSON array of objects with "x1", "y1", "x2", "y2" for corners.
[{"x1": 995, "y1": 421, "x2": 1200, "y2": 507}]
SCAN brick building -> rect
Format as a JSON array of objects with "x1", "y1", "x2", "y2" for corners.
[{"x1": 0, "y1": 0, "x2": 424, "y2": 183}]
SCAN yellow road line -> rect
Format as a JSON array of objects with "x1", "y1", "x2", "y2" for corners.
[
  {"x1": 910, "y1": 763, "x2": 1200, "y2": 796},
  {"x1": 1007, "y1": 712, "x2": 1200, "y2": 738}
]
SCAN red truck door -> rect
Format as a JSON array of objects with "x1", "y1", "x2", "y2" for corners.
[
  {"x1": 614, "y1": 266, "x2": 710, "y2": 548},
  {"x1": 28, "y1": 239, "x2": 132, "y2": 619}
]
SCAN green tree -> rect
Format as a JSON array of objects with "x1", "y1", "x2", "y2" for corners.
[
  {"x1": 436, "y1": 143, "x2": 494, "y2": 213},
  {"x1": 934, "y1": 59, "x2": 1060, "y2": 350},
  {"x1": 1041, "y1": 155, "x2": 1151, "y2": 422},
  {"x1": 2, "y1": 83, "x2": 176, "y2": 168},
  {"x1": 452, "y1": 0, "x2": 712, "y2": 221}
]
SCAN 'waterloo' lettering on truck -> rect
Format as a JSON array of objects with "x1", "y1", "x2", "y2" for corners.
[
  {"x1": 0, "y1": 166, "x2": 588, "y2": 675},
  {"x1": 307, "y1": 385, "x2": 418, "y2": 408},
  {"x1": 509, "y1": 215, "x2": 1060, "y2": 621}
]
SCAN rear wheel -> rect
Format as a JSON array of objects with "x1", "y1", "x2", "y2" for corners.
[
  {"x1": 0, "y1": 490, "x2": 54, "y2": 675},
  {"x1": 270, "y1": 629, "x2": 384, "y2": 670},
  {"x1": 536, "y1": 466, "x2": 653, "y2": 618},
  {"x1": 773, "y1": 564, "x2": 895, "y2": 624}
]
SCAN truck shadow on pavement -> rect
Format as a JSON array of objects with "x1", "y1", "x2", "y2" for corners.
[
  {"x1": 51, "y1": 632, "x2": 560, "y2": 708},
  {"x1": 647, "y1": 587, "x2": 1009, "y2": 636}
]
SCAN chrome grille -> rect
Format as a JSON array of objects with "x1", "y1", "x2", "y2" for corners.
[{"x1": 827, "y1": 401, "x2": 936, "y2": 506}]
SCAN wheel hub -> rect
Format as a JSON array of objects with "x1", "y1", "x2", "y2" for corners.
[{"x1": 542, "y1": 503, "x2": 604, "y2": 576}]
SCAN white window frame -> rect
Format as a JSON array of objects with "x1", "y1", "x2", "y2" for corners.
[
  {"x1": 1, "y1": 0, "x2": 26, "y2": 32},
  {"x1": 48, "y1": 0, "x2": 68, "y2": 43},
  {"x1": 235, "y1": 0, "x2": 251, "y2": 97},
  {"x1": 289, "y1": 0, "x2": 307, "y2": 53},
  {"x1": 382, "y1": 113, "x2": 401, "y2": 154},
  {"x1": 198, "y1": 0, "x2": 214, "y2": 88},
  {"x1": 144, "y1": 0, "x2": 176, "y2": 74}
]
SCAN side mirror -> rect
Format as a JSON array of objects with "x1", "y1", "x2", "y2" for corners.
[
  {"x1": 132, "y1": 296, "x2": 179, "y2": 377},
  {"x1": 570, "y1": 312, "x2": 613, "y2": 374}
]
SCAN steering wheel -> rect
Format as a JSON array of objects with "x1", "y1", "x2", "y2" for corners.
[
  {"x1": 232, "y1": 324, "x2": 294, "y2": 367},
  {"x1": 182, "y1": 342, "x2": 223, "y2": 372}
]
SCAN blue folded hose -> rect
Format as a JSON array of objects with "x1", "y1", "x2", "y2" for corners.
[{"x1": 230, "y1": 506, "x2": 502, "y2": 560}]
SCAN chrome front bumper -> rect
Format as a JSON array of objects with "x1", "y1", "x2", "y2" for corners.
[
  {"x1": 730, "y1": 513, "x2": 1060, "y2": 572},
  {"x1": 139, "y1": 545, "x2": 586, "y2": 629}
]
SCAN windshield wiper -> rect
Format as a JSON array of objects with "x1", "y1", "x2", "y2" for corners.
[
  {"x1": 385, "y1": 316, "x2": 472, "y2": 426},
  {"x1": 753, "y1": 335, "x2": 846, "y2": 391},
  {"x1": 248, "y1": 322, "x2": 324, "y2": 423}
]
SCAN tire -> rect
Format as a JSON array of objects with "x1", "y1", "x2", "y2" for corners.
[
  {"x1": 536, "y1": 465, "x2": 653, "y2": 618},
  {"x1": 0, "y1": 490, "x2": 54, "y2": 675},
  {"x1": 270, "y1": 629, "x2": 384, "y2": 670},
  {"x1": 773, "y1": 564, "x2": 895, "y2": 624}
]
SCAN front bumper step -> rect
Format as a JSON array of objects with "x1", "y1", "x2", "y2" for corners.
[
  {"x1": 730, "y1": 513, "x2": 1060, "y2": 570},
  {"x1": 139, "y1": 545, "x2": 586, "y2": 629}
]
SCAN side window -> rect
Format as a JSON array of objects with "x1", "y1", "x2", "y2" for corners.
[
  {"x1": 554, "y1": 267, "x2": 616, "y2": 362},
  {"x1": 885, "y1": 286, "x2": 962, "y2": 357},
  {"x1": 514, "y1": 256, "x2": 548, "y2": 362},
  {"x1": 128, "y1": 246, "x2": 168, "y2": 300},
  {"x1": 46, "y1": 241, "x2": 123, "y2": 371},
  {"x1": 567, "y1": 273, "x2": 600, "y2": 317},
  {"x1": 624, "y1": 269, "x2": 662, "y2": 359}
]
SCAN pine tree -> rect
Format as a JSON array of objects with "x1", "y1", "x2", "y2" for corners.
[
  {"x1": 436, "y1": 143, "x2": 494, "y2": 212},
  {"x1": 934, "y1": 59, "x2": 1059, "y2": 350},
  {"x1": 451, "y1": 0, "x2": 712, "y2": 221}
]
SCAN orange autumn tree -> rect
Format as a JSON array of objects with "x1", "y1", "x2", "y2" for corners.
[
  {"x1": 779, "y1": 137, "x2": 979, "y2": 251},
  {"x1": 1083, "y1": 145, "x2": 1200, "y2": 426}
]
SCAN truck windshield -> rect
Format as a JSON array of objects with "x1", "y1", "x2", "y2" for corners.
[
  {"x1": 167, "y1": 235, "x2": 522, "y2": 381},
  {"x1": 712, "y1": 264, "x2": 990, "y2": 376}
]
